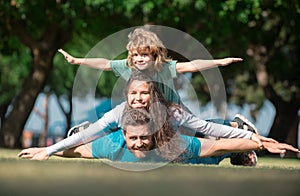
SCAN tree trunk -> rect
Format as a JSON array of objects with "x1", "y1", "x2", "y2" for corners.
[
  {"x1": 38, "y1": 93, "x2": 50, "y2": 147},
  {"x1": 0, "y1": 104, "x2": 9, "y2": 128},
  {"x1": 0, "y1": 19, "x2": 71, "y2": 148},
  {"x1": 262, "y1": 84, "x2": 299, "y2": 157},
  {"x1": 55, "y1": 93, "x2": 73, "y2": 138},
  {"x1": 268, "y1": 99, "x2": 298, "y2": 143},
  {"x1": 284, "y1": 116, "x2": 299, "y2": 158},
  {"x1": 0, "y1": 49, "x2": 55, "y2": 148},
  {"x1": 65, "y1": 94, "x2": 73, "y2": 138},
  {"x1": 252, "y1": 45, "x2": 299, "y2": 157}
]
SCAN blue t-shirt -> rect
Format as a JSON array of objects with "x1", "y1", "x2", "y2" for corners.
[
  {"x1": 92, "y1": 129, "x2": 164, "y2": 162},
  {"x1": 110, "y1": 59, "x2": 180, "y2": 103},
  {"x1": 91, "y1": 129, "x2": 202, "y2": 163}
]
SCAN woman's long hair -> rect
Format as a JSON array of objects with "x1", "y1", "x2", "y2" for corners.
[{"x1": 123, "y1": 70, "x2": 186, "y2": 162}]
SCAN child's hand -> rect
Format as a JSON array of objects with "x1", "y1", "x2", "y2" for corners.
[
  {"x1": 218, "y1": 57, "x2": 243, "y2": 66},
  {"x1": 58, "y1": 49, "x2": 77, "y2": 64}
]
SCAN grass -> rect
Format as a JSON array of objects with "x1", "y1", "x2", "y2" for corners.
[{"x1": 1, "y1": 148, "x2": 299, "y2": 196}]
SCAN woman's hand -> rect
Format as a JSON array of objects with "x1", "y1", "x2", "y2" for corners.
[
  {"x1": 18, "y1": 147, "x2": 49, "y2": 160},
  {"x1": 250, "y1": 133, "x2": 278, "y2": 149}
]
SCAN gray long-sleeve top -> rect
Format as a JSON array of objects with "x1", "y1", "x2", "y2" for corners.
[{"x1": 46, "y1": 102, "x2": 252, "y2": 155}]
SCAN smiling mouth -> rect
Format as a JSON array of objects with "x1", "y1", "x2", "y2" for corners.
[
  {"x1": 132, "y1": 148, "x2": 149, "y2": 152},
  {"x1": 133, "y1": 102, "x2": 145, "y2": 106},
  {"x1": 135, "y1": 63, "x2": 147, "y2": 67}
]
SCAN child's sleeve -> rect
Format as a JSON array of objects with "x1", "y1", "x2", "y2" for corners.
[{"x1": 110, "y1": 59, "x2": 131, "y2": 80}]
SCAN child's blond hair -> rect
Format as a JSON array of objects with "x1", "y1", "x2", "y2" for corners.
[{"x1": 126, "y1": 27, "x2": 172, "y2": 72}]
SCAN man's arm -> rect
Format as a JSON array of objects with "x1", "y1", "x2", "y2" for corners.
[
  {"x1": 176, "y1": 58, "x2": 243, "y2": 73},
  {"x1": 58, "y1": 49, "x2": 112, "y2": 70},
  {"x1": 199, "y1": 138, "x2": 299, "y2": 157}
]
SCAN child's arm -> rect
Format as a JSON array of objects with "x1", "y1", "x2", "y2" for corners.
[
  {"x1": 58, "y1": 49, "x2": 112, "y2": 70},
  {"x1": 176, "y1": 58, "x2": 243, "y2": 73}
]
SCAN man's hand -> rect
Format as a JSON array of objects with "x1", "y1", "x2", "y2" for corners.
[{"x1": 262, "y1": 141, "x2": 300, "y2": 154}]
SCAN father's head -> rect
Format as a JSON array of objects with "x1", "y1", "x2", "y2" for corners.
[{"x1": 121, "y1": 108, "x2": 155, "y2": 158}]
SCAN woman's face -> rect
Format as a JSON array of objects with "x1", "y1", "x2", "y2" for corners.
[
  {"x1": 131, "y1": 49, "x2": 155, "y2": 71},
  {"x1": 127, "y1": 80, "x2": 151, "y2": 109}
]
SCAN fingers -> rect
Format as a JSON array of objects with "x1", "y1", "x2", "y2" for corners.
[
  {"x1": 232, "y1": 58, "x2": 243, "y2": 62},
  {"x1": 57, "y1": 49, "x2": 76, "y2": 64},
  {"x1": 251, "y1": 134, "x2": 263, "y2": 149},
  {"x1": 265, "y1": 138, "x2": 278, "y2": 143},
  {"x1": 19, "y1": 153, "x2": 34, "y2": 159},
  {"x1": 18, "y1": 149, "x2": 31, "y2": 157},
  {"x1": 58, "y1": 48, "x2": 66, "y2": 55},
  {"x1": 58, "y1": 48, "x2": 69, "y2": 58},
  {"x1": 259, "y1": 135, "x2": 278, "y2": 143},
  {"x1": 263, "y1": 142, "x2": 300, "y2": 154},
  {"x1": 267, "y1": 147, "x2": 286, "y2": 154},
  {"x1": 280, "y1": 143, "x2": 300, "y2": 153},
  {"x1": 18, "y1": 151, "x2": 34, "y2": 159},
  {"x1": 18, "y1": 148, "x2": 43, "y2": 159}
]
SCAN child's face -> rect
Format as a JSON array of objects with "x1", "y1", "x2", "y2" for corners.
[{"x1": 131, "y1": 49, "x2": 155, "y2": 71}]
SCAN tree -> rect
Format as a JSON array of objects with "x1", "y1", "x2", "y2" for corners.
[
  {"x1": 0, "y1": 0, "x2": 143, "y2": 147},
  {"x1": 182, "y1": 0, "x2": 300, "y2": 156}
]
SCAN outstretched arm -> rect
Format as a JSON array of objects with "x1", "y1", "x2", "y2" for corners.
[
  {"x1": 176, "y1": 58, "x2": 243, "y2": 73},
  {"x1": 199, "y1": 138, "x2": 299, "y2": 158},
  {"x1": 58, "y1": 49, "x2": 112, "y2": 70},
  {"x1": 18, "y1": 102, "x2": 125, "y2": 160}
]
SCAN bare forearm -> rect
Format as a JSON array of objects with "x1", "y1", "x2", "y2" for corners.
[
  {"x1": 176, "y1": 57, "x2": 243, "y2": 73},
  {"x1": 176, "y1": 60, "x2": 217, "y2": 73},
  {"x1": 74, "y1": 58, "x2": 111, "y2": 70},
  {"x1": 58, "y1": 49, "x2": 111, "y2": 70},
  {"x1": 54, "y1": 148, "x2": 82, "y2": 158},
  {"x1": 200, "y1": 138, "x2": 259, "y2": 157}
]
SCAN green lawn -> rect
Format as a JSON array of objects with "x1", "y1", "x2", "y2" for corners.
[{"x1": 1, "y1": 148, "x2": 299, "y2": 196}]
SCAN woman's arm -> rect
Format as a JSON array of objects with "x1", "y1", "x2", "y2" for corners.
[
  {"x1": 18, "y1": 102, "x2": 126, "y2": 160},
  {"x1": 176, "y1": 58, "x2": 243, "y2": 73},
  {"x1": 58, "y1": 49, "x2": 112, "y2": 70},
  {"x1": 172, "y1": 107, "x2": 252, "y2": 139}
]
